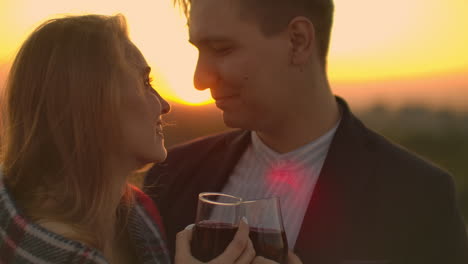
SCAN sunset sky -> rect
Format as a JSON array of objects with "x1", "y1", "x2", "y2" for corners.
[{"x1": 0, "y1": 0, "x2": 467, "y2": 110}]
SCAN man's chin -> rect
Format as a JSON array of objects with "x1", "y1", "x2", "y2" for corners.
[{"x1": 222, "y1": 113, "x2": 253, "y2": 130}]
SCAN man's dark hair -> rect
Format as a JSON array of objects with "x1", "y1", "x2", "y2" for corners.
[{"x1": 175, "y1": 0, "x2": 334, "y2": 68}]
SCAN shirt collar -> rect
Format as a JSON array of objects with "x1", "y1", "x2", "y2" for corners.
[{"x1": 251, "y1": 119, "x2": 341, "y2": 166}]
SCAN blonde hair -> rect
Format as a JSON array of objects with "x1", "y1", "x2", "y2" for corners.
[{"x1": 0, "y1": 14, "x2": 135, "y2": 249}]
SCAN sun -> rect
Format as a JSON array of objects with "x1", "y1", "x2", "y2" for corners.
[{"x1": 123, "y1": 1, "x2": 215, "y2": 105}]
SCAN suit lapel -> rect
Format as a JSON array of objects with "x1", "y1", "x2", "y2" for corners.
[
  {"x1": 190, "y1": 130, "x2": 251, "y2": 195},
  {"x1": 211, "y1": 130, "x2": 251, "y2": 192},
  {"x1": 295, "y1": 98, "x2": 378, "y2": 263}
]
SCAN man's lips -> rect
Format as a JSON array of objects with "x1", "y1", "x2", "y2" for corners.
[
  {"x1": 213, "y1": 94, "x2": 239, "y2": 102},
  {"x1": 214, "y1": 95, "x2": 238, "y2": 108}
]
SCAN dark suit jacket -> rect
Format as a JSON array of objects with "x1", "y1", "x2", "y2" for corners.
[{"x1": 144, "y1": 98, "x2": 468, "y2": 264}]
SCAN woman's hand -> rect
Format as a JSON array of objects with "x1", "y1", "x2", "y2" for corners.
[
  {"x1": 251, "y1": 250, "x2": 303, "y2": 264},
  {"x1": 174, "y1": 219, "x2": 256, "y2": 264},
  {"x1": 287, "y1": 251, "x2": 303, "y2": 264}
]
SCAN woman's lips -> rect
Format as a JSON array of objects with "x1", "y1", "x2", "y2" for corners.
[
  {"x1": 155, "y1": 119, "x2": 164, "y2": 138},
  {"x1": 156, "y1": 128, "x2": 164, "y2": 138}
]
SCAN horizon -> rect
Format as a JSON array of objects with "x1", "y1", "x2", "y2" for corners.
[{"x1": 1, "y1": 63, "x2": 467, "y2": 113}]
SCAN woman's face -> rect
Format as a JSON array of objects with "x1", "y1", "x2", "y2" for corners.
[{"x1": 118, "y1": 43, "x2": 170, "y2": 168}]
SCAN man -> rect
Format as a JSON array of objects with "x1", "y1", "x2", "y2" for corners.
[{"x1": 144, "y1": 0, "x2": 468, "y2": 263}]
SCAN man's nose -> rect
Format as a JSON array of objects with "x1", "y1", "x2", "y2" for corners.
[{"x1": 193, "y1": 56, "x2": 218, "y2": 91}]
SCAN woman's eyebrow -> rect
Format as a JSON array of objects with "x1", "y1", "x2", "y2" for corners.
[{"x1": 143, "y1": 66, "x2": 151, "y2": 75}]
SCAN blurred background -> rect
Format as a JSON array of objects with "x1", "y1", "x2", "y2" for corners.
[{"x1": 0, "y1": 0, "x2": 467, "y2": 223}]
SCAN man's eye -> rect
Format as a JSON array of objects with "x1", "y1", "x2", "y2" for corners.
[{"x1": 212, "y1": 46, "x2": 232, "y2": 55}]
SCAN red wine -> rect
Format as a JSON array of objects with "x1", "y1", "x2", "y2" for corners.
[
  {"x1": 191, "y1": 221, "x2": 238, "y2": 262},
  {"x1": 250, "y1": 227, "x2": 288, "y2": 264},
  {"x1": 191, "y1": 222, "x2": 288, "y2": 263}
]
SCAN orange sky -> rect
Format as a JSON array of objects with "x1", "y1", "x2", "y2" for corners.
[{"x1": 0, "y1": 0, "x2": 467, "y2": 110}]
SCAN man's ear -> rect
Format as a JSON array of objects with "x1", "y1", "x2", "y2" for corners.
[{"x1": 288, "y1": 17, "x2": 316, "y2": 65}]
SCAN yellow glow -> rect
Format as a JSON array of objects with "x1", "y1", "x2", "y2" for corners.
[
  {"x1": 119, "y1": 0, "x2": 213, "y2": 105},
  {"x1": 0, "y1": 0, "x2": 467, "y2": 105},
  {"x1": 0, "y1": 0, "x2": 212, "y2": 105}
]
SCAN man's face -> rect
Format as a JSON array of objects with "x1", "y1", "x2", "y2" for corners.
[{"x1": 189, "y1": 0, "x2": 294, "y2": 131}]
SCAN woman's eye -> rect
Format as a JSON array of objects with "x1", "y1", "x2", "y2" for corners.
[{"x1": 144, "y1": 77, "x2": 154, "y2": 87}]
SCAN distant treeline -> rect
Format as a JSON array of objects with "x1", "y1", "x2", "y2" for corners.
[
  {"x1": 358, "y1": 104, "x2": 468, "y2": 221},
  {"x1": 152, "y1": 102, "x2": 468, "y2": 222}
]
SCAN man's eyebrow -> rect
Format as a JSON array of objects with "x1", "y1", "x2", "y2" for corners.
[{"x1": 189, "y1": 36, "x2": 232, "y2": 46}]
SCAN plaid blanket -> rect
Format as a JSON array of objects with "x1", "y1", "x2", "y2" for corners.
[{"x1": 0, "y1": 171, "x2": 171, "y2": 264}]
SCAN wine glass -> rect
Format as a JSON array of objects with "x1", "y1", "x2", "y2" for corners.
[
  {"x1": 190, "y1": 192, "x2": 243, "y2": 262},
  {"x1": 242, "y1": 197, "x2": 289, "y2": 264}
]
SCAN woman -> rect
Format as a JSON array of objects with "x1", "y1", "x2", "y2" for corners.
[{"x1": 0, "y1": 14, "x2": 261, "y2": 264}]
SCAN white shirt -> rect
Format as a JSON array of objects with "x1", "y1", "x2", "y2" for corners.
[{"x1": 221, "y1": 122, "x2": 339, "y2": 248}]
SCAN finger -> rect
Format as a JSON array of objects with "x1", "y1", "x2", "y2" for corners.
[
  {"x1": 288, "y1": 250, "x2": 303, "y2": 264},
  {"x1": 211, "y1": 218, "x2": 250, "y2": 263},
  {"x1": 251, "y1": 256, "x2": 279, "y2": 264},
  {"x1": 233, "y1": 238, "x2": 255, "y2": 264},
  {"x1": 174, "y1": 228, "x2": 194, "y2": 262}
]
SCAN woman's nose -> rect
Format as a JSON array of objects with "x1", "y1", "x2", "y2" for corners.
[{"x1": 155, "y1": 90, "x2": 171, "y2": 114}]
